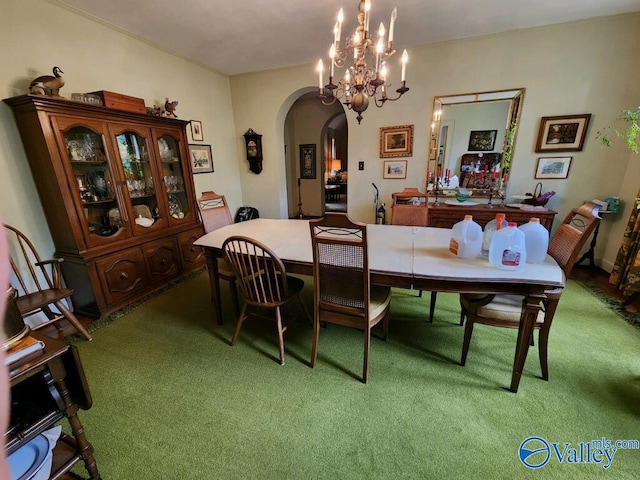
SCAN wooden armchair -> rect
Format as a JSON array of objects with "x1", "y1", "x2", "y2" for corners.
[
  {"x1": 309, "y1": 213, "x2": 391, "y2": 383},
  {"x1": 4, "y1": 224, "x2": 92, "y2": 341},
  {"x1": 459, "y1": 202, "x2": 601, "y2": 380},
  {"x1": 197, "y1": 191, "x2": 238, "y2": 323},
  {"x1": 223, "y1": 236, "x2": 311, "y2": 365}
]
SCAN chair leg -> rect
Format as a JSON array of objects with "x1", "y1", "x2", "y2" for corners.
[
  {"x1": 296, "y1": 295, "x2": 313, "y2": 327},
  {"x1": 429, "y1": 292, "x2": 437, "y2": 322},
  {"x1": 275, "y1": 307, "x2": 286, "y2": 365},
  {"x1": 362, "y1": 326, "x2": 371, "y2": 383},
  {"x1": 381, "y1": 311, "x2": 389, "y2": 341},
  {"x1": 538, "y1": 327, "x2": 549, "y2": 381},
  {"x1": 229, "y1": 280, "x2": 240, "y2": 317},
  {"x1": 460, "y1": 318, "x2": 475, "y2": 366},
  {"x1": 310, "y1": 311, "x2": 320, "y2": 368},
  {"x1": 55, "y1": 301, "x2": 92, "y2": 341},
  {"x1": 418, "y1": 290, "x2": 423, "y2": 298},
  {"x1": 459, "y1": 298, "x2": 466, "y2": 326},
  {"x1": 231, "y1": 303, "x2": 248, "y2": 346}
]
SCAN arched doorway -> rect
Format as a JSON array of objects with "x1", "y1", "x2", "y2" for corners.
[{"x1": 283, "y1": 92, "x2": 347, "y2": 218}]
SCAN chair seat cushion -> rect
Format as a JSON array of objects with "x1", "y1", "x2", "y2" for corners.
[{"x1": 477, "y1": 295, "x2": 545, "y2": 323}]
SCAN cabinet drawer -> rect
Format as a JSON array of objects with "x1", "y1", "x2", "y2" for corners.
[
  {"x1": 95, "y1": 248, "x2": 147, "y2": 305},
  {"x1": 177, "y1": 228, "x2": 205, "y2": 270},
  {"x1": 144, "y1": 238, "x2": 180, "y2": 283}
]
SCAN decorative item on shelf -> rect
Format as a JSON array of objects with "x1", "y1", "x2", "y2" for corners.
[
  {"x1": 455, "y1": 188, "x2": 471, "y2": 203},
  {"x1": 70, "y1": 93, "x2": 103, "y2": 106},
  {"x1": 243, "y1": 128, "x2": 263, "y2": 174},
  {"x1": 28, "y1": 66, "x2": 64, "y2": 96},
  {"x1": 316, "y1": 1, "x2": 409, "y2": 124},
  {"x1": 522, "y1": 182, "x2": 555, "y2": 207},
  {"x1": 164, "y1": 98, "x2": 179, "y2": 117},
  {"x1": 87, "y1": 170, "x2": 108, "y2": 200}
]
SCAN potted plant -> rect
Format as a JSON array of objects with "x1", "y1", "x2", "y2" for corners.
[{"x1": 597, "y1": 106, "x2": 640, "y2": 210}]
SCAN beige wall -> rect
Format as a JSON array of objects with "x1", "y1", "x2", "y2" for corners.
[
  {"x1": 0, "y1": 0, "x2": 242, "y2": 257},
  {"x1": 1, "y1": 1, "x2": 639, "y2": 272},
  {"x1": 230, "y1": 13, "x2": 640, "y2": 270}
]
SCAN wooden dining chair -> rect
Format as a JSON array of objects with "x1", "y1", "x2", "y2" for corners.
[
  {"x1": 222, "y1": 236, "x2": 311, "y2": 365},
  {"x1": 459, "y1": 202, "x2": 601, "y2": 380},
  {"x1": 3, "y1": 224, "x2": 92, "y2": 341},
  {"x1": 197, "y1": 191, "x2": 238, "y2": 322},
  {"x1": 309, "y1": 213, "x2": 391, "y2": 383},
  {"x1": 389, "y1": 188, "x2": 438, "y2": 321}
]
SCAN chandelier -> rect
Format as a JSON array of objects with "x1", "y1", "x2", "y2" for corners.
[{"x1": 316, "y1": 0, "x2": 409, "y2": 124}]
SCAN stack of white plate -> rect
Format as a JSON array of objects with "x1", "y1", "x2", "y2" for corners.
[{"x1": 7, "y1": 429, "x2": 58, "y2": 480}]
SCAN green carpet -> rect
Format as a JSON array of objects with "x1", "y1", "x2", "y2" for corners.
[{"x1": 70, "y1": 272, "x2": 640, "y2": 479}]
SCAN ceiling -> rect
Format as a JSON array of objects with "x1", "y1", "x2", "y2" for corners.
[{"x1": 57, "y1": 0, "x2": 640, "y2": 76}]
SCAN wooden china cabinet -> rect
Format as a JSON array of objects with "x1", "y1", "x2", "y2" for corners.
[{"x1": 3, "y1": 95, "x2": 205, "y2": 318}]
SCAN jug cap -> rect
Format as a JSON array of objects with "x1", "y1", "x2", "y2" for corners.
[
  {"x1": 464, "y1": 215, "x2": 473, "y2": 220},
  {"x1": 529, "y1": 217, "x2": 540, "y2": 222}
]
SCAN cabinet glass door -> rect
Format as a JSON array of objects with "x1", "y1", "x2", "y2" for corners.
[
  {"x1": 113, "y1": 127, "x2": 167, "y2": 232},
  {"x1": 56, "y1": 120, "x2": 132, "y2": 245},
  {"x1": 157, "y1": 133, "x2": 193, "y2": 224}
]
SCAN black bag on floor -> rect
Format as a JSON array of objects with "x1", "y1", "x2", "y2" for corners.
[{"x1": 235, "y1": 206, "x2": 259, "y2": 223}]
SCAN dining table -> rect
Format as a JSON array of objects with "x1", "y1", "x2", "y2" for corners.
[{"x1": 194, "y1": 218, "x2": 565, "y2": 392}]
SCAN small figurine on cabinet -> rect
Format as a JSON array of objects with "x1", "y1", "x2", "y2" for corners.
[
  {"x1": 164, "y1": 98, "x2": 179, "y2": 117},
  {"x1": 29, "y1": 66, "x2": 65, "y2": 96}
]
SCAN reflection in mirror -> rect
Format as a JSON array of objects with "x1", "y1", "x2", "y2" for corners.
[{"x1": 428, "y1": 88, "x2": 525, "y2": 199}]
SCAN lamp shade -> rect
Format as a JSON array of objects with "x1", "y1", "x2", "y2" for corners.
[{"x1": 331, "y1": 159, "x2": 341, "y2": 171}]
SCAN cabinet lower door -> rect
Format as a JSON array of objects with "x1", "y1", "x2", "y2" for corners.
[
  {"x1": 96, "y1": 248, "x2": 148, "y2": 306},
  {"x1": 144, "y1": 238, "x2": 181, "y2": 283}
]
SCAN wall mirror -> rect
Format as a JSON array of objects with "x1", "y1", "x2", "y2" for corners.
[{"x1": 428, "y1": 88, "x2": 525, "y2": 197}]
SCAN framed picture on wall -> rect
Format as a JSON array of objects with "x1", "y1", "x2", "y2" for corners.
[
  {"x1": 189, "y1": 144, "x2": 214, "y2": 174},
  {"x1": 468, "y1": 130, "x2": 497, "y2": 151},
  {"x1": 380, "y1": 125, "x2": 414, "y2": 158},
  {"x1": 300, "y1": 144, "x2": 316, "y2": 179},
  {"x1": 535, "y1": 114, "x2": 591, "y2": 152},
  {"x1": 383, "y1": 160, "x2": 407, "y2": 179},
  {"x1": 190, "y1": 120, "x2": 204, "y2": 142},
  {"x1": 535, "y1": 156, "x2": 572, "y2": 179}
]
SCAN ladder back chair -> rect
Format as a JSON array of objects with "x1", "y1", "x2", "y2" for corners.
[
  {"x1": 4, "y1": 224, "x2": 92, "y2": 341},
  {"x1": 197, "y1": 191, "x2": 238, "y2": 323},
  {"x1": 309, "y1": 213, "x2": 391, "y2": 383},
  {"x1": 389, "y1": 188, "x2": 437, "y2": 321},
  {"x1": 222, "y1": 236, "x2": 310, "y2": 365},
  {"x1": 459, "y1": 202, "x2": 601, "y2": 380}
]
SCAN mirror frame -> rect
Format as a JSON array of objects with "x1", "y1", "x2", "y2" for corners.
[{"x1": 428, "y1": 87, "x2": 525, "y2": 196}]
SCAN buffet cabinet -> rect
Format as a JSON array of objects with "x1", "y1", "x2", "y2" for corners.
[
  {"x1": 4, "y1": 95, "x2": 205, "y2": 318},
  {"x1": 427, "y1": 203, "x2": 557, "y2": 230}
]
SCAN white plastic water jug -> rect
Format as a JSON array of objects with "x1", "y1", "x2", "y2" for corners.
[
  {"x1": 481, "y1": 213, "x2": 508, "y2": 256},
  {"x1": 449, "y1": 215, "x2": 482, "y2": 258},
  {"x1": 489, "y1": 222, "x2": 527, "y2": 269},
  {"x1": 518, "y1": 217, "x2": 549, "y2": 263}
]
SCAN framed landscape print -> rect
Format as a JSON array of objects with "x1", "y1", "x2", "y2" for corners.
[
  {"x1": 535, "y1": 156, "x2": 572, "y2": 179},
  {"x1": 188, "y1": 144, "x2": 213, "y2": 174},
  {"x1": 300, "y1": 144, "x2": 316, "y2": 179},
  {"x1": 380, "y1": 125, "x2": 414, "y2": 158},
  {"x1": 383, "y1": 160, "x2": 407, "y2": 179},
  {"x1": 535, "y1": 114, "x2": 591, "y2": 152},
  {"x1": 468, "y1": 130, "x2": 497, "y2": 151}
]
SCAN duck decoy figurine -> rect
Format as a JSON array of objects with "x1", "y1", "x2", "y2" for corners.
[
  {"x1": 29, "y1": 66, "x2": 65, "y2": 96},
  {"x1": 164, "y1": 98, "x2": 178, "y2": 117}
]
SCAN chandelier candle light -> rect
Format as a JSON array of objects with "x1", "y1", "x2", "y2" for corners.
[{"x1": 317, "y1": 0, "x2": 409, "y2": 124}]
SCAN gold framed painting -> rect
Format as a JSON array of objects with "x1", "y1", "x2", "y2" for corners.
[{"x1": 380, "y1": 125, "x2": 414, "y2": 158}]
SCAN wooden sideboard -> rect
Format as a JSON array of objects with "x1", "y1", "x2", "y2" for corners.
[{"x1": 427, "y1": 203, "x2": 557, "y2": 230}]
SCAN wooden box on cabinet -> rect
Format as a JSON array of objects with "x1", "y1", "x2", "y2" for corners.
[{"x1": 4, "y1": 94, "x2": 205, "y2": 318}]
